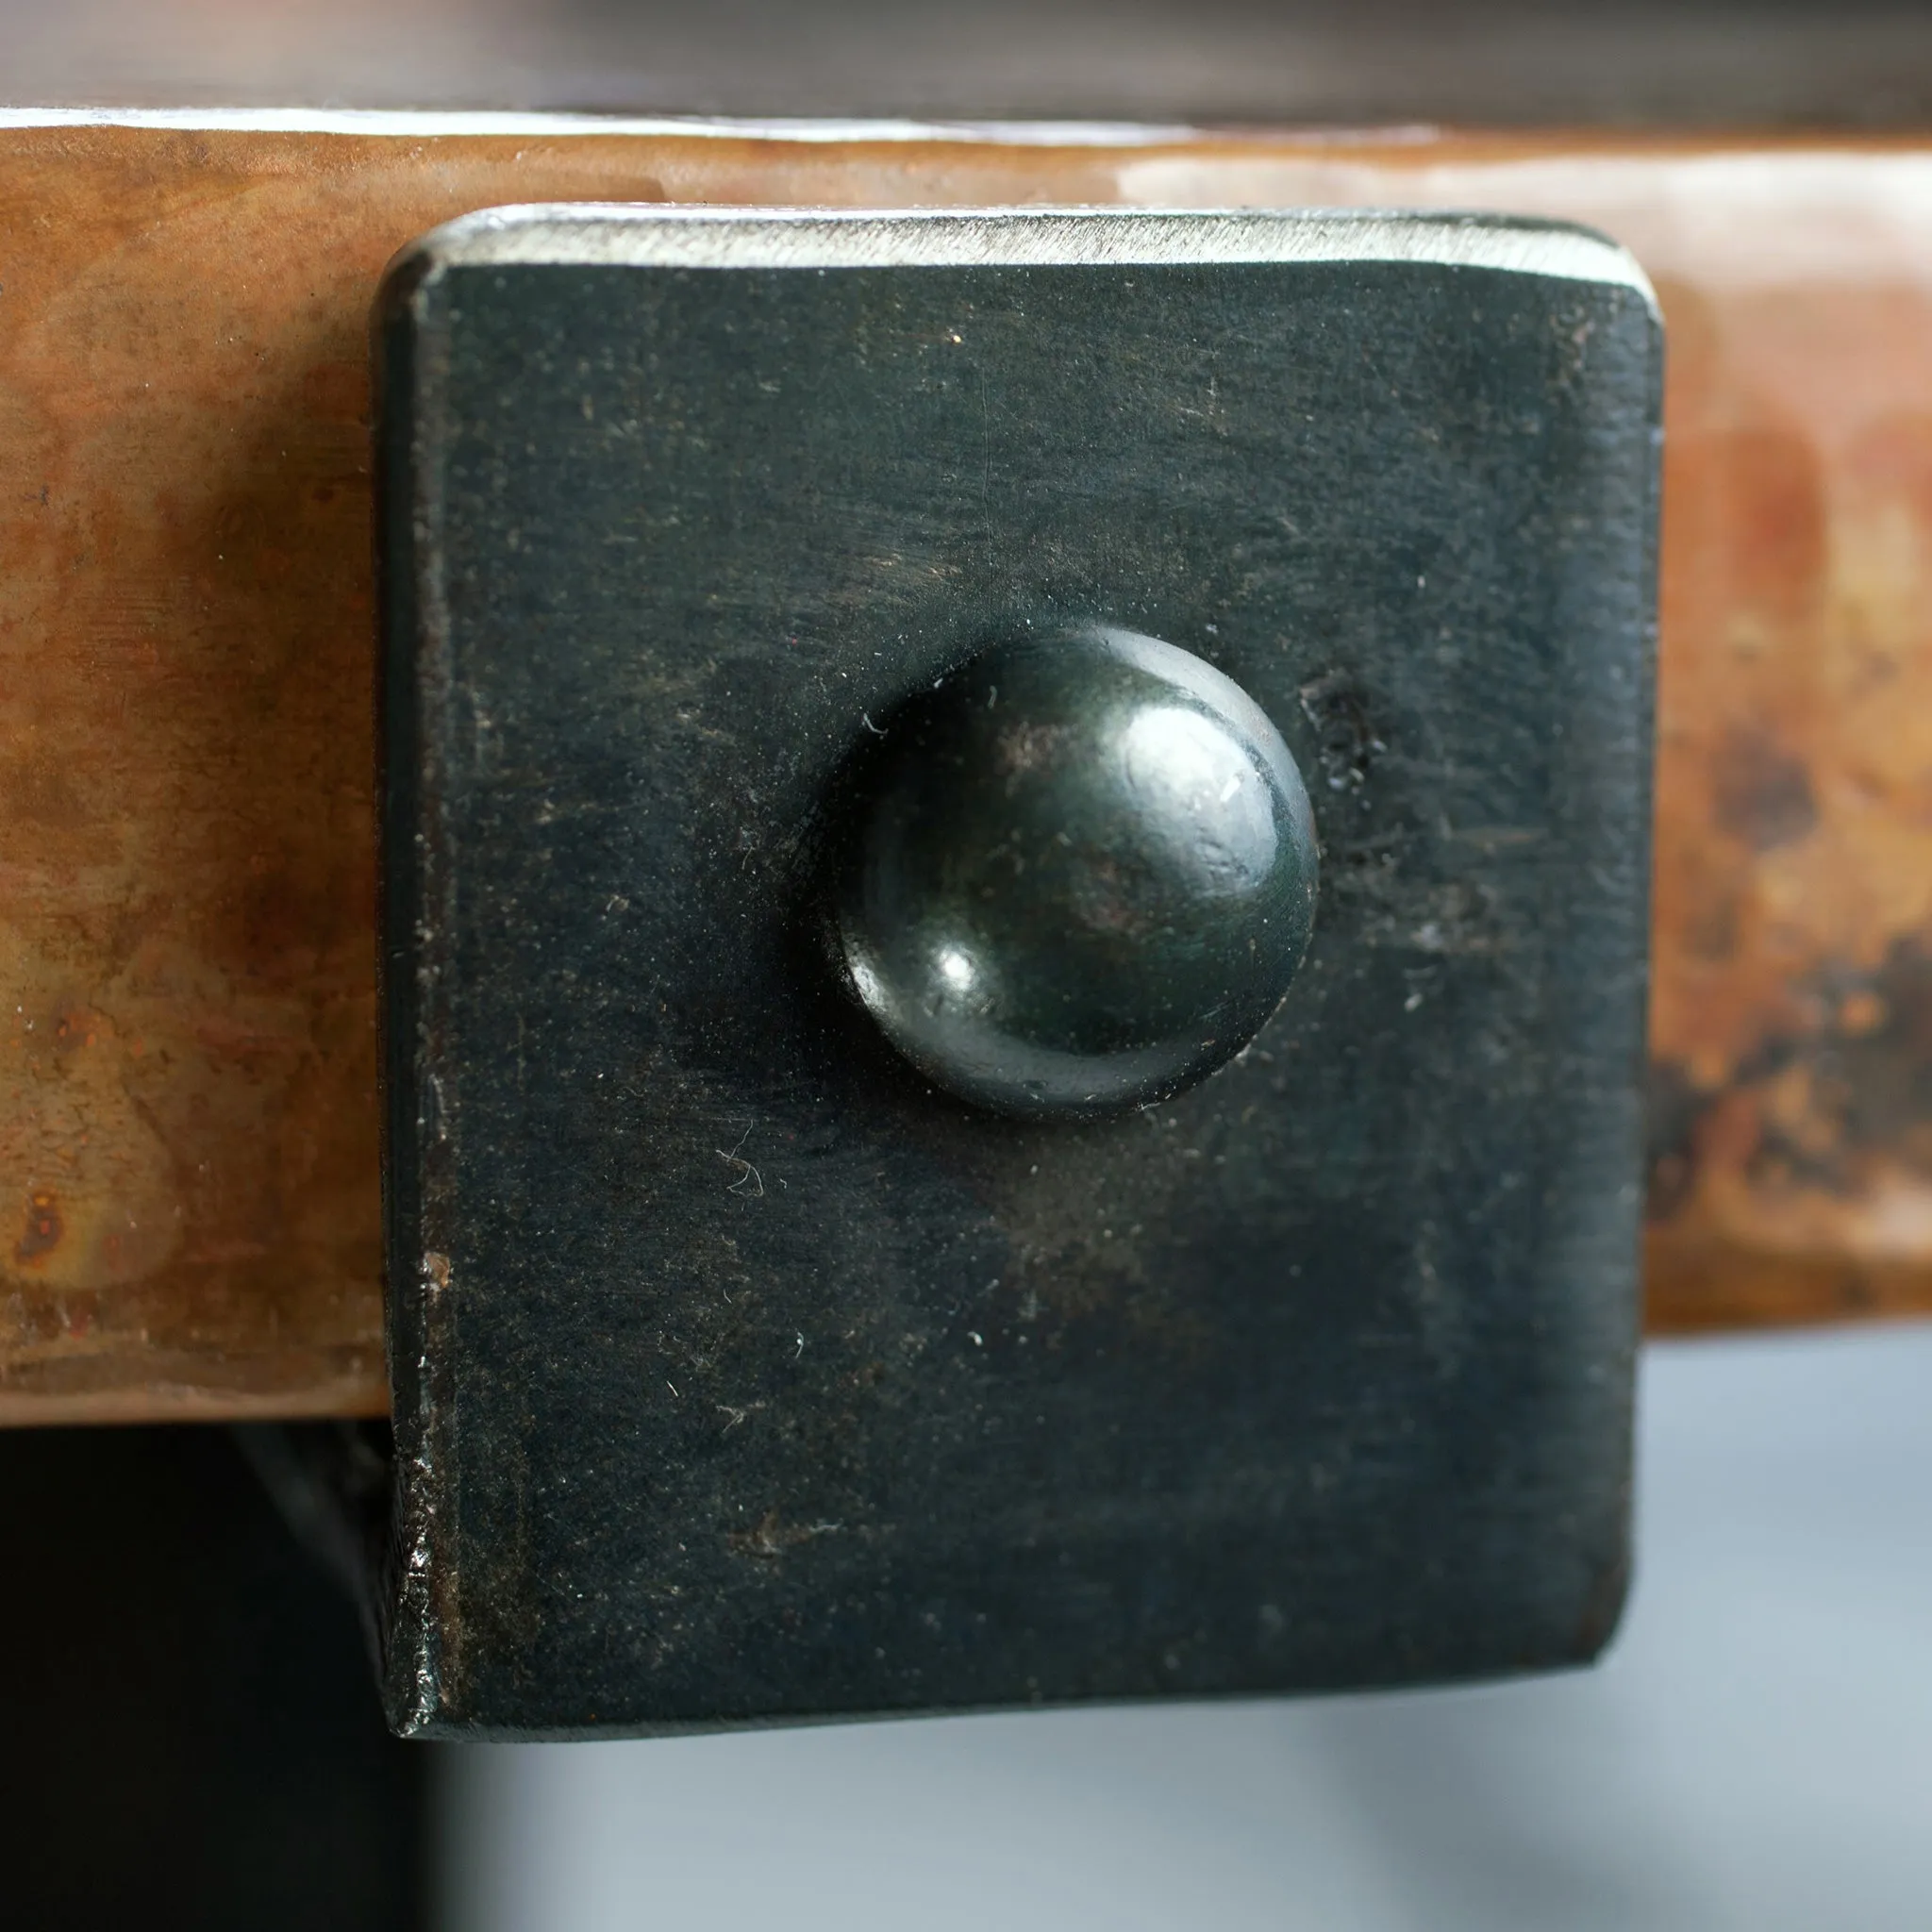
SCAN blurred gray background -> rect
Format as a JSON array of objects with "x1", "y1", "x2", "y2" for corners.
[
  {"x1": 444, "y1": 1324, "x2": 1932, "y2": 1932},
  {"x1": 4, "y1": 0, "x2": 1932, "y2": 125}
]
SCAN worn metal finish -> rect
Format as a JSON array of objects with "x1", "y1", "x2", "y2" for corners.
[
  {"x1": 2, "y1": 125, "x2": 1926, "y2": 1429},
  {"x1": 377, "y1": 205, "x2": 1660, "y2": 1736},
  {"x1": 835, "y1": 625, "x2": 1320, "y2": 1119}
]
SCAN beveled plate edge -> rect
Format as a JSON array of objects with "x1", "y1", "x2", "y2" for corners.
[{"x1": 391, "y1": 204, "x2": 1657, "y2": 308}]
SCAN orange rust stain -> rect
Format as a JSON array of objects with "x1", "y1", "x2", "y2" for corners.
[
  {"x1": 2, "y1": 125, "x2": 1931, "y2": 1423},
  {"x1": 15, "y1": 1189, "x2": 63, "y2": 1266}
]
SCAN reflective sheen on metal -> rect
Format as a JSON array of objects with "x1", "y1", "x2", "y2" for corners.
[{"x1": 837, "y1": 625, "x2": 1319, "y2": 1118}]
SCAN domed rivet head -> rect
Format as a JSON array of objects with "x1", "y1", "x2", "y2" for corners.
[{"x1": 835, "y1": 624, "x2": 1320, "y2": 1120}]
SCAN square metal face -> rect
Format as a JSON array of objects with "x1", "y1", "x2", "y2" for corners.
[{"x1": 377, "y1": 208, "x2": 1660, "y2": 1737}]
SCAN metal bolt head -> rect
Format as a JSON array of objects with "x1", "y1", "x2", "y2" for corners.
[{"x1": 836, "y1": 624, "x2": 1320, "y2": 1119}]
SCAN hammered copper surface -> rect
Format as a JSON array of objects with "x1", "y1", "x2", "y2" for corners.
[{"x1": 2, "y1": 125, "x2": 1928, "y2": 1421}]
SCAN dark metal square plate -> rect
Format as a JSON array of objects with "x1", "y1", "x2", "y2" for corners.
[{"x1": 376, "y1": 208, "x2": 1660, "y2": 1737}]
